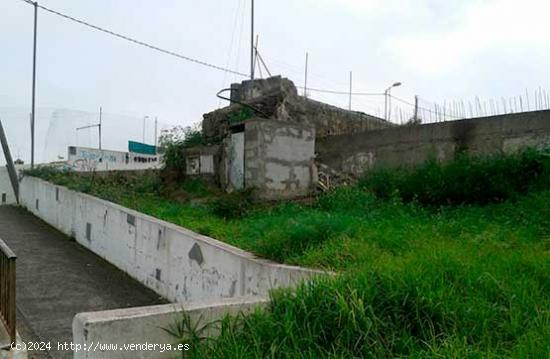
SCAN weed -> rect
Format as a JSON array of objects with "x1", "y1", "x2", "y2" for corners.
[
  {"x1": 360, "y1": 148, "x2": 550, "y2": 206},
  {"x1": 209, "y1": 189, "x2": 255, "y2": 219}
]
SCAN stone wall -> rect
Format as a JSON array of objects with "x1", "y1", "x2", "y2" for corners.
[
  {"x1": 283, "y1": 97, "x2": 391, "y2": 137},
  {"x1": 244, "y1": 119, "x2": 316, "y2": 200},
  {"x1": 203, "y1": 76, "x2": 391, "y2": 142},
  {"x1": 317, "y1": 110, "x2": 550, "y2": 176}
]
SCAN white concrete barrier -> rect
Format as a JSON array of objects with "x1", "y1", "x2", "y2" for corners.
[
  {"x1": 0, "y1": 165, "x2": 29, "y2": 206},
  {"x1": 72, "y1": 297, "x2": 268, "y2": 359},
  {"x1": 19, "y1": 176, "x2": 321, "y2": 303}
]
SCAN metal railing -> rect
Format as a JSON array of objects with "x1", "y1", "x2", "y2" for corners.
[{"x1": 0, "y1": 238, "x2": 16, "y2": 344}]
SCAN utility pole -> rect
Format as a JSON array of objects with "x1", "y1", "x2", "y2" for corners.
[
  {"x1": 98, "y1": 107, "x2": 102, "y2": 151},
  {"x1": 413, "y1": 95, "x2": 419, "y2": 123},
  {"x1": 254, "y1": 35, "x2": 260, "y2": 77},
  {"x1": 154, "y1": 117, "x2": 158, "y2": 148},
  {"x1": 76, "y1": 111, "x2": 102, "y2": 150},
  {"x1": 31, "y1": 1, "x2": 38, "y2": 169},
  {"x1": 384, "y1": 82, "x2": 402, "y2": 122},
  {"x1": 250, "y1": 0, "x2": 255, "y2": 81},
  {"x1": 304, "y1": 52, "x2": 309, "y2": 98},
  {"x1": 384, "y1": 90, "x2": 388, "y2": 121},
  {"x1": 348, "y1": 71, "x2": 353, "y2": 110},
  {"x1": 142, "y1": 116, "x2": 149, "y2": 143}
]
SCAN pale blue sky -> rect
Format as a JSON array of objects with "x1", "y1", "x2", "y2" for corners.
[{"x1": 1, "y1": 0, "x2": 550, "y2": 163}]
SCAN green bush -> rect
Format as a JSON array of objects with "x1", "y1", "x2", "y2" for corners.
[
  {"x1": 180, "y1": 178, "x2": 219, "y2": 198},
  {"x1": 158, "y1": 124, "x2": 206, "y2": 173},
  {"x1": 209, "y1": 189, "x2": 255, "y2": 219},
  {"x1": 360, "y1": 148, "x2": 550, "y2": 206}
]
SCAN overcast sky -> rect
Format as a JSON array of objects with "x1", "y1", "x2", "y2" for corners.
[{"x1": 2, "y1": 0, "x2": 550, "y2": 163}]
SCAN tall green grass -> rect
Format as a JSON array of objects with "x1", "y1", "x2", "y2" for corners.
[
  {"x1": 26, "y1": 149, "x2": 550, "y2": 357},
  {"x1": 175, "y1": 190, "x2": 550, "y2": 358},
  {"x1": 360, "y1": 148, "x2": 550, "y2": 206}
]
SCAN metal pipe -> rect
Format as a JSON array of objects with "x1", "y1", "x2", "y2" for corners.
[
  {"x1": 348, "y1": 71, "x2": 352, "y2": 110},
  {"x1": 250, "y1": 0, "x2": 255, "y2": 81},
  {"x1": 98, "y1": 107, "x2": 102, "y2": 151},
  {"x1": 31, "y1": 1, "x2": 38, "y2": 169},
  {"x1": 154, "y1": 117, "x2": 158, "y2": 148},
  {"x1": 304, "y1": 52, "x2": 309, "y2": 98}
]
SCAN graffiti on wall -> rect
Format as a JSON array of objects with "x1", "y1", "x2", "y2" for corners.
[
  {"x1": 68, "y1": 149, "x2": 119, "y2": 171},
  {"x1": 66, "y1": 147, "x2": 161, "y2": 172}
]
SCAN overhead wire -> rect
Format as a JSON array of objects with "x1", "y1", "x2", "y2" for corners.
[
  {"x1": 15, "y1": 0, "x2": 464, "y2": 122},
  {"x1": 218, "y1": 0, "x2": 244, "y2": 106},
  {"x1": 390, "y1": 95, "x2": 461, "y2": 119},
  {"x1": 16, "y1": 0, "x2": 248, "y2": 77}
]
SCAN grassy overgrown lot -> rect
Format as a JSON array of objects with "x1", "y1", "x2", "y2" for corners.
[{"x1": 27, "y1": 149, "x2": 550, "y2": 358}]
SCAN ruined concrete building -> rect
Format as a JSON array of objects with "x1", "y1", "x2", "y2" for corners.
[
  {"x1": 182, "y1": 75, "x2": 550, "y2": 200},
  {"x1": 183, "y1": 76, "x2": 391, "y2": 200},
  {"x1": 202, "y1": 76, "x2": 390, "y2": 141}
]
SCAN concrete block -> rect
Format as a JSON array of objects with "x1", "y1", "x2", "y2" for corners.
[{"x1": 72, "y1": 297, "x2": 268, "y2": 359}]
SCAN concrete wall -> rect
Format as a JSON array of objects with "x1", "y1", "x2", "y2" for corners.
[
  {"x1": 66, "y1": 147, "x2": 161, "y2": 172},
  {"x1": 283, "y1": 96, "x2": 392, "y2": 138},
  {"x1": 244, "y1": 119, "x2": 317, "y2": 200},
  {"x1": 0, "y1": 165, "x2": 29, "y2": 205},
  {"x1": 182, "y1": 145, "x2": 220, "y2": 176},
  {"x1": 0, "y1": 167, "x2": 16, "y2": 205},
  {"x1": 20, "y1": 176, "x2": 320, "y2": 303},
  {"x1": 203, "y1": 76, "x2": 391, "y2": 142},
  {"x1": 317, "y1": 110, "x2": 550, "y2": 176},
  {"x1": 72, "y1": 297, "x2": 268, "y2": 359}
]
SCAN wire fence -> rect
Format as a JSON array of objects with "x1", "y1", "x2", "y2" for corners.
[
  {"x1": 413, "y1": 88, "x2": 550, "y2": 124},
  {"x1": 287, "y1": 85, "x2": 550, "y2": 126}
]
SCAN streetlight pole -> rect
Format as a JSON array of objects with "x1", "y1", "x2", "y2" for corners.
[
  {"x1": 250, "y1": 0, "x2": 255, "y2": 81},
  {"x1": 30, "y1": 1, "x2": 38, "y2": 169},
  {"x1": 349, "y1": 71, "x2": 353, "y2": 111},
  {"x1": 154, "y1": 117, "x2": 158, "y2": 148},
  {"x1": 304, "y1": 52, "x2": 309, "y2": 98},
  {"x1": 384, "y1": 82, "x2": 402, "y2": 122},
  {"x1": 98, "y1": 107, "x2": 102, "y2": 151},
  {"x1": 76, "y1": 120, "x2": 101, "y2": 150},
  {"x1": 142, "y1": 116, "x2": 149, "y2": 143}
]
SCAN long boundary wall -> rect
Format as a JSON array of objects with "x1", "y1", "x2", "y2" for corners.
[
  {"x1": 317, "y1": 110, "x2": 550, "y2": 176},
  {"x1": 19, "y1": 176, "x2": 320, "y2": 303}
]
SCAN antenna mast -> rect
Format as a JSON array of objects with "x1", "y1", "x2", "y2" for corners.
[{"x1": 250, "y1": 0, "x2": 255, "y2": 81}]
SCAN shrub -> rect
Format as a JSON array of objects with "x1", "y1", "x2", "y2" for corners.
[
  {"x1": 315, "y1": 186, "x2": 376, "y2": 213},
  {"x1": 360, "y1": 148, "x2": 550, "y2": 206},
  {"x1": 158, "y1": 124, "x2": 206, "y2": 173},
  {"x1": 180, "y1": 178, "x2": 219, "y2": 198},
  {"x1": 209, "y1": 189, "x2": 254, "y2": 219}
]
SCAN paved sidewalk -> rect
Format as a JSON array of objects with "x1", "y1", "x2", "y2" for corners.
[{"x1": 0, "y1": 206, "x2": 167, "y2": 359}]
